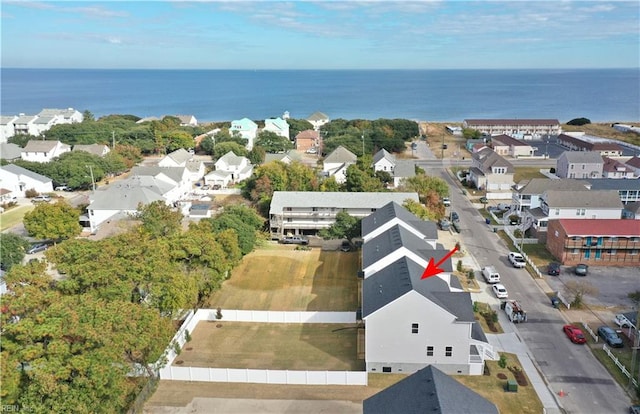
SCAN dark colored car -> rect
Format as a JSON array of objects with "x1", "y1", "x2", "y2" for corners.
[
  {"x1": 479, "y1": 196, "x2": 488, "y2": 204},
  {"x1": 574, "y1": 263, "x2": 588, "y2": 276},
  {"x1": 450, "y1": 211, "x2": 459, "y2": 223},
  {"x1": 597, "y1": 325, "x2": 623, "y2": 348},
  {"x1": 547, "y1": 262, "x2": 561, "y2": 276},
  {"x1": 563, "y1": 325, "x2": 587, "y2": 344}
]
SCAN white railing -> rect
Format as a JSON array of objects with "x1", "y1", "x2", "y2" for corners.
[
  {"x1": 159, "y1": 367, "x2": 367, "y2": 385},
  {"x1": 581, "y1": 321, "x2": 598, "y2": 342},
  {"x1": 602, "y1": 344, "x2": 638, "y2": 388}
]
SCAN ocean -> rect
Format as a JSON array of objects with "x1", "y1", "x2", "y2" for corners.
[{"x1": 1, "y1": 68, "x2": 638, "y2": 123}]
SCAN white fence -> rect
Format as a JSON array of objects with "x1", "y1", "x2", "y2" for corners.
[
  {"x1": 581, "y1": 321, "x2": 598, "y2": 342},
  {"x1": 602, "y1": 344, "x2": 638, "y2": 389},
  {"x1": 153, "y1": 309, "x2": 365, "y2": 385}
]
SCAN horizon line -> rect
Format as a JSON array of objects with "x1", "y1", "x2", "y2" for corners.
[{"x1": 2, "y1": 67, "x2": 639, "y2": 71}]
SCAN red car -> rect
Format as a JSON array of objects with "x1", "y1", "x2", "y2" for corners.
[{"x1": 563, "y1": 325, "x2": 587, "y2": 344}]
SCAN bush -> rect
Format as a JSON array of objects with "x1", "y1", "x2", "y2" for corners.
[
  {"x1": 457, "y1": 260, "x2": 463, "y2": 272},
  {"x1": 567, "y1": 117, "x2": 591, "y2": 126},
  {"x1": 25, "y1": 188, "x2": 38, "y2": 198},
  {"x1": 498, "y1": 354, "x2": 507, "y2": 369},
  {"x1": 467, "y1": 269, "x2": 475, "y2": 280}
]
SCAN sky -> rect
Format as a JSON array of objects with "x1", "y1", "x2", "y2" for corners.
[{"x1": 1, "y1": 1, "x2": 639, "y2": 69}]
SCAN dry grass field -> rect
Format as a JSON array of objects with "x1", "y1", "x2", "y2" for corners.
[
  {"x1": 562, "y1": 122, "x2": 640, "y2": 146},
  {"x1": 204, "y1": 246, "x2": 360, "y2": 311},
  {"x1": 176, "y1": 322, "x2": 363, "y2": 371}
]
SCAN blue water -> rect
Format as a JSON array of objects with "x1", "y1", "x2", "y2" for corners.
[{"x1": 1, "y1": 68, "x2": 638, "y2": 122}]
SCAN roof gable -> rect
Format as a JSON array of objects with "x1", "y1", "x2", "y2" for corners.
[
  {"x1": 324, "y1": 145, "x2": 357, "y2": 164},
  {"x1": 0, "y1": 164, "x2": 52, "y2": 183},
  {"x1": 361, "y1": 201, "x2": 437, "y2": 239},
  {"x1": 372, "y1": 149, "x2": 395, "y2": 165},
  {"x1": 307, "y1": 111, "x2": 329, "y2": 121},
  {"x1": 544, "y1": 189, "x2": 623, "y2": 209},
  {"x1": 559, "y1": 151, "x2": 604, "y2": 164}
]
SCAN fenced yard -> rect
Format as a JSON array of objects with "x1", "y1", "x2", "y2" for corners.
[{"x1": 204, "y1": 247, "x2": 360, "y2": 311}]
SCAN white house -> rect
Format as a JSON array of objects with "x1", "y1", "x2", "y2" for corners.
[
  {"x1": 372, "y1": 149, "x2": 395, "y2": 173},
  {"x1": 263, "y1": 117, "x2": 290, "y2": 139},
  {"x1": 73, "y1": 144, "x2": 111, "y2": 157},
  {"x1": 203, "y1": 170, "x2": 233, "y2": 189},
  {"x1": 602, "y1": 157, "x2": 636, "y2": 179},
  {"x1": 158, "y1": 148, "x2": 192, "y2": 168},
  {"x1": 175, "y1": 115, "x2": 198, "y2": 127},
  {"x1": 230, "y1": 118, "x2": 258, "y2": 150},
  {"x1": 371, "y1": 149, "x2": 416, "y2": 188},
  {"x1": 307, "y1": 111, "x2": 330, "y2": 130},
  {"x1": 511, "y1": 178, "x2": 589, "y2": 213},
  {"x1": 21, "y1": 140, "x2": 71, "y2": 163},
  {"x1": 0, "y1": 116, "x2": 18, "y2": 143},
  {"x1": 0, "y1": 164, "x2": 54, "y2": 197},
  {"x1": 12, "y1": 115, "x2": 39, "y2": 136},
  {"x1": 556, "y1": 151, "x2": 604, "y2": 179},
  {"x1": 489, "y1": 134, "x2": 535, "y2": 158},
  {"x1": 213, "y1": 151, "x2": 253, "y2": 183},
  {"x1": 468, "y1": 148, "x2": 514, "y2": 199},
  {"x1": 38, "y1": 108, "x2": 83, "y2": 124},
  {"x1": 129, "y1": 166, "x2": 192, "y2": 202},
  {"x1": 361, "y1": 203, "x2": 494, "y2": 376},
  {"x1": 323, "y1": 145, "x2": 357, "y2": 184}
]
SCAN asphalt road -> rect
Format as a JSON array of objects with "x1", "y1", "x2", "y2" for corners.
[{"x1": 436, "y1": 168, "x2": 632, "y2": 414}]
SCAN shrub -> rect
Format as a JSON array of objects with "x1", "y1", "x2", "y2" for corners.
[
  {"x1": 457, "y1": 260, "x2": 463, "y2": 272},
  {"x1": 567, "y1": 117, "x2": 591, "y2": 126},
  {"x1": 184, "y1": 329, "x2": 192, "y2": 343},
  {"x1": 473, "y1": 301, "x2": 479, "y2": 312},
  {"x1": 467, "y1": 269, "x2": 475, "y2": 280},
  {"x1": 25, "y1": 188, "x2": 38, "y2": 198},
  {"x1": 498, "y1": 354, "x2": 507, "y2": 369},
  {"x1": 549, "y1": 167, "x2": 556, "y2": 174}
]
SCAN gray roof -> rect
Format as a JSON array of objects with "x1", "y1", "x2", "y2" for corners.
[
  {"x1": 393, "y1": 160, "x2": 416, "y2": 179},
  {"x1": 0, "y1": 116, "x2": 18, "y2": 125},
  {"x1": 585, "y1": 178, "x2": 640, "y2": 191},
  {"x1": 361, "y1": 201, "x2": 437, "y2": 240},
  {"x1": 307, "y1": 111, "x2": 329, "y2": 121},
  {"x1": 372, "y1": 149, "x2": 395, "y2": 165},
  {"x1": 73, "y1": 144, "x2": 109, "y2": 156},
  {"x1": 33, "y1": 115, "x2": 56, "y2": 125},
  {"x1": 363, "y1": 256, "x2": 473, "y2": 320},
  {"x1": 269, "y1": 192, "x2": 419, "y2": 214},
  {"x1": 544, "y1": 189, "x2": 623, "y2": 209},
  {"x1": 491, "y1": 134, "x2": 531, "y2": 147},
  {"x1": 185, "y1": 159, "x2": 203, "y2": 173},
  {"x1": 471, "y1": 321, "x2": 488, "y2": 342},
  {"x1": 559, "y1": 151, "x2": 604, "y2": 164},
  {"x1": 363, "y1": 365, "x2": 498, "y2": 414},
  {"x1": 37, "y1": 108, "x2": 80, "y2": 119},
  {"x1": 1, "y1": 164, "x2": 52, "y2": 183},
  {"x1": 217, "y1": 151, "x2": 247, "y2": 167},
  {"x1": 23, "y1": 140, "x2": 60, "y2": 152},
  {"x1": 130, "y1": 166, "x2": 186, "y2": 184},
  {"x1": 164, "y1": 148, "x2": 192, "y2": 164},
  {"x1": 0, "y1": 143, "x2": 23, "y2": 160},
  {"x1": 472, "y1": 148, "x2": 514, "y2": 173},
  {"x1": 14, "y1": 115, "x2": 37, "y2": 124},
  {"x1": 324, "y1": 145, "x2": 357, "y2": 164},
  {"x1": 88, "y1": 177, "x2": 166, "y2": 210},
  {"x1": 515, "y1": 178, "x2": 589, "y2": 194},
  {"x1": 363, "y1": 224, "x2": 452, "y2": 270}
]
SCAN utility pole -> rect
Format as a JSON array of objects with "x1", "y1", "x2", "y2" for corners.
[
  {"x1": 112, "y1": 131, "x2": 116, "y2": 149},
  {"x1": 441, "y1": 134, "x2": 445, "y2": 159},
  {"x1": 86, "y1": 165, "x2": 96, "y2": 192},
  {"x1": 362, "y1": 132, "x2": 365, "y2": 156}
]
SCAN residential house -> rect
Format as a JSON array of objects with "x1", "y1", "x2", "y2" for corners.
[
  {"x1": 323, "y1": 145, "x2": 357, "y2": 184},
  {"x1": 602, "y1": 157, "x2": 636, "y2": 179},
  {"x1": 490, "y1": 134, "x2": 534, "y2": 158},
  {"x1": 585, "y1": 178, "x2": 640, "y2": 205},
  {"x1": 185, "y1": 160, "x2": 206, "y2": 183},
  {"x1": 511, "y1": 178, "x2": 589, "y2": 213},
  {"x1": 84, "y1": 176, "x2": 170, "y2": 233},
  {"x1": 21, "y1": 140, "x2": 71, "y2": 163},
  {"x1": 38, "y1": 108, "x2": 83, "y2": 124},
  {"x1": 158, "y1": 148, "x2": 192, "y2": 168},
  {"x1": 363, "y1": 365, "x2": 499, "y2": 414},
  {"x1": 307, "y1": 111, "x2": 329, "y2": 130},
  {"x1": 295, "y1": 129, "x2": 319, "y2": 152},
  {"x1": 392, "y1": 160, "x2": 416, "y2": 188},
  {"x1": 12, "y1": 115, "x2": 39, "y2": 136},
  {"x1": 268, "y1": 191, "x2": 419, "y2": 237},
  {"x1": 462, "y1": 119, "x2": 561, "y2": 138},
  {"x1": 468, "y1": 148, "x2": 514, "y2": 199},
  {"x1": 361, "y1": 203, "x2": 494, "y2": 375},
  {"x1": 557, "y1": 133, "x2": 623, "y2": 156},
  {"x1": 371, "y1": 149, "x2": 415, "y2": 187},
  {"x1": 230, "y1": 118, "x2": 259, "y2": 150},
  {"x1": 625, "y1": 156, "x2": 640, "y2": 176},
  {"x1": 547, "y1": 219, "x2": 640, "y2": 266},
  {"x1": 263, "y1": 117, "x2": 290, "y2": 139},
  {"x1": 555, "y1": 151, "x2": 603, "y2": 179},
  {"x1": 0, "y1": 164, "x2": 53, "y2": 197},
  {"x1": 526, "y1": 189, "x2": 623, "y2": 237},
  {"x1": 203, "y1": 170, "x2": 232, "y2": 189},
  {"x1": 465, "y1": 138, "x2": 487, "y2": 152},
  {"x1": 0, "y1": 143, "x2": 23, "y2": 161},
  {"x1": 213, "y1": 151, "x2": 253, "y2": 183},
  {"x1": 129, "y1": 166, "x2": 191, "y2": 202},
  {"x1": 175, "y1": 115, "x2": 198, "y2": 127},
  {"x1": 263, "y1": 151, "x2": 300, "y2": 165},
  {"x1": 0, "y1": 116, "x2": 18, "y2": 143},
  {"x1": 372, "y1": 149, "x2": 396, "y2": 173},
  {"x1": 73, "y1": 144, "x2": 111, "y2": 157}
]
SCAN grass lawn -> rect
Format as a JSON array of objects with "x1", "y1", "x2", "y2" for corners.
[
  {"x1": 204, "y1": 246, "x2": 359, "y2": 311},
  {"x1": 0, "y1": 204, "x2": 34, "y2": 231},
  {"x1": 176, "y1": 321, "x2": 364, "y2": 371},
  {"x1": 455, "y1": 353, "x2": 543, "y2": 414},
  {"x1": 514, "y1": 167, "x2": 547, "y2": 183}
]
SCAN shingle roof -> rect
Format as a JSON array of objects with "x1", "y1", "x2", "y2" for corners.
[
  {"x1": 164, "y1": 148, "x2": 192, "y2": 164},
  {"x1": 0, "y1": 116, "x2": 18, "y2": 125},
  {"x1": 269, "y1": 192, "x2": 419, "y2": 214},
  {"x1": 0, "y1": 143, "x2": 23, "y2": 160},
  {"x1": 626, "y1": 156, "x2": 640, "y2": 169},
  {"x1": 558, "y1": 151, "x2": 604, "y2": 164},
  {"x1": 361, "y1": 201, "x2": 437, "y2": 240},
  {"x1": 37, "y1": 108, "x2": 80, "y2": 119},
  {"x1": 33, "y1": 116, "x2": 56, "y2": 125},
  {"x1": 307, "y1": 111, "x2": 329, "y2": 121},
  {"x1": 372, "y1": 149, "x2": 395, "y2": 165},
  {"x1": 490, "y1": 134, "x2": 531, "y2": 147},
  {"x1": 555, "y1": 219, "x2": 640, "y2": 237},
  {"x1": 23, "y1": 140, "x2": 59, "y2": 152},
  {"x1": 473, "y1": 148, "x2": 514, "y2": 173},
  {"x1": 0, "y1": 164, "x2": 52, "y2": 183},
  {"x1": 363, "y1": 365, "x2": 498, "y2": 414},
  {"x1": 130, "y1": 166, "x2": 186, "y2": 184},
  {"x1": 295, "y1": 129, "x2": 319, "y2": 140},
  {"x1": 544, "y1": 189, "x2": 623, "y2": 209},
  {"x1": 514, "y1": 178, "x2": 589, "y2": 194},
  {"x1": 88, "y1": 177, "x2": 165, "y2": 210},
  {"x1": 324, "y1": 145, "x2": 357, "y2": 164},
  {"x1": 14, "y1": 115, "x2": 37, "y2": 124},
  {"x1": 603, "y1": 157, "x2": 634, "y2": 174},
  {"x1": 558, "y1": 134, "x2": 622, "y2": 152},
  {"x1": 216, "y1": 151, "x2": 248, "y2": 167},
  {"x1": 393, "y1": 160, "x2": 416, "y2": 179},
  {"x1": 73, "y1": 144, "x2": 109, "y2": 157},
  {"x1": 465, "y1": 119, "x2": 559, "y2": 126}
]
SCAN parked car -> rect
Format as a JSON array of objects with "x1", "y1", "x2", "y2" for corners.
[
  {"x1": 280, "y1": 235, "x2": 309, "y2": 245},
  {"x1": 597, "y1": 325, "x2": 623, "y2": 348},
  {"x1": 442, "y1": 197, "x2": 451, "y2": 207},
  {"x1": 563, "y1": 325, "x2": 587, "y2": 344},
  {"x1": 54, "y1": 185, "x2": 69, "y2": 191},
  {"x1": 547, "y1": 262, "x2": 561, "y2": 276},
  {"x1": 479, "y1": 196, "x2": 488, "y2": 204},
  {"x1": 614, "y1": 313, "x2": 637, "y2": 329},
  {"x1": 508, "y1": 252, "x2": 526, "y2": 268},
  {"x1": 201, "y1": 185, "x2": 210, "y2": 190},
  {"x1": 492, "y1": 284, "x2": 508, "y2": 299},
  {"x1": 450, "y1": 211, "x2": 459, "y2": 223},
  {"x1": 438, "y1": 218, "x2": 451, "y2": 231},
  {"x1": 27, "y1": 243, "x2": 48, "y2": 254},
  {"x1": 574, "y1": 263, "x2": 589, "y2": 276},
  {"x1": 306, "y1": 147, "x2": 318, "y2": 154},
  {"x1": 31, "y1": 195, "x2": 51, "y2": 203}
]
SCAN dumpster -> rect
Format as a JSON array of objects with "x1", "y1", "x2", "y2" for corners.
[
  {"x1": 485, "y1": 218, "x2": 491, "y2": 225},
  {"x1": 551, "y1": 297, "x2": 559, "y2": 308},
  {"x1": 507, "y1": 380, "x2": 518, "y2": 392}
]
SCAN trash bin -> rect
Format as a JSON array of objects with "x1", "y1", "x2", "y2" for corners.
[
  {"x1": 551, "y1": 297, "x2": 559, "y2": 308},
  {"x1": 485, "y1": 218, "x2": 491, "y2": 225},
  {"x1": 507, "y1": 380, "x2": 518, "y2": 392},
  {"x1": 493, "y1": 227, "x2": 498, "y2": 233}
]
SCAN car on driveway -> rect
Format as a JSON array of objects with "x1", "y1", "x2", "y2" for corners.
[
  {"x1": 438, "y1": 218, "x2": 451, "y2": 231},
  {"x1": 547, "y1": 262, "x2": 561, "y2": 276},
  {"x1": 563, "y1": 325, "x2": 587, "y2": 344},
  {"x1": 614, "y1": 313, "x2": 636, "y2": 329},
  {"x1": 27, "y1": 243, "x2": 48, "y2": 254},
  {"x1": 508, "y1": 252, "x2": 526, "y2": 268},
  {"x1": 31, "y1": 195, "x2": 51, "y2": 203},
  {"x1": 574, "y1": 263, "x2": 589, "y2": 276},
  {"x1": 492, "y1": 284, "x2": 508, "y2": 299},
  {"x1": 597, "y1": 325, "x2": 623, "y2": 348},
  {"x1": 442, "y1": 197, "x2": 451, "y2": 207},
  {"x1": 280, "y1": 235, "x2": 309, "y2": 245}
]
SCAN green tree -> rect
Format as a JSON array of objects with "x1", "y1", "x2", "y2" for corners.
[
  {"x1": 286, "y1": 118, "x2": 314, "y2": 140},
  {"x1": 401, "y1": 174, "x2": 449, "y2": 216},
  {"x1": 7, "y1": 133, "x2": 35, "y2": 148},
  {"x1": 318, "y1": 211, "x2": 361, "y2": 240},
  {"x1": 164, "y1": 130, "x2": 195, "y2": 152},
  {"x1": 248, "y1": 146, "x2": 266, "y2": 165},
  {"x1": 0, "y1": 233, "x2": 31, "y2": 270},
  {"x1": 23, "y1": 202, "x2": 82, "y2": 241},
  {"x1": 138, "y1": 201, "x2": 183, "y2": 238},
  {"x1": 213, "y1": 142, "x2": 248, "y2": 159},
  {"x1": 255, "y1": 131, "x2": 293, "y2": 153},
  {"x1": 82, "y1": 109, "x2": 95, "y2": 122},
  {"x1": 567, "y1": 117, "x2": 591, "y2": 126},
  {"x1": 462, "y1": 128, "x2": 482, "y2": 139},
  {"x1": 344, "y1": 164, "x2": 386, "y2": 192}
]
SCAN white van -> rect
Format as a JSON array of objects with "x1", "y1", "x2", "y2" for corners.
[{"x1": 481, "y1": 266, "x2": 501, "y2": 284}]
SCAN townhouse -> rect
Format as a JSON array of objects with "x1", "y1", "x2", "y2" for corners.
[
  {"x1": 555, "y1": 151, "x2": 603, "y2": 179},
  {"x1": 21, "y1": 140, "x2": 71, "y2": 163},
  {"x1": 468, "y1": 148, "x2": 515, "y2": 199},
  {"x1": 557, "y1": 133, "x2": 623, "y2": 156},
  {"x1": 462, "y1": 119, "x2": 561, "y2": 138},
  {"x1": 489, "y1": 134, "x2": 535, "y2": 158},
  {"x1": 511, "y1": 178, "x2": 590, "y2": 213}
]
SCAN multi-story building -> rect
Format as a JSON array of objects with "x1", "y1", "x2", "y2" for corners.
[
  {"x1": 547, "y1": 219, "x2": 640, "y2": 266},
  {"x1": 268, "y1": 191, "x2": 419, "y2": 237},
  {"x1": 602, "y1": 157, "x2": 637, "y2": 179},
  {"x1": 489, "y1": 134, "x2": 535, "y2": 158},
  {"x1": 263, "y1": 117, "x2": 290, "y2": 139},
  {"x1": 555, "y1": 151, "x2": 603, "y2": 179},
  {"x1": 462, "y1": 119, "x2": 561, "y2": 138},
  {"x1": 511, "y1": 178, "x2": 589, "y2": 213},
  {"x1": 468, "y1": 148, "x2": 514, "y2": 199},
  {"x1": 585, "y1": 178, "x2": 640, "y2": 205},
  {"x1": 557, "y1": 133, "x2": 623, "y2": 156}
]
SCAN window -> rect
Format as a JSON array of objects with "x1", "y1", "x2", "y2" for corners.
[
  {"x1": 570, "y1": 164, "x2": 574, "y2": 169},
  {"x1": 610, "y1": 237, "x2": 618, "y2": 243},
  {"x1": 631, "y1": 237, "x2": 640, "y2": 243},
  {"x1": 555, "y1": 209, "x2": 560, "y2": 216},
  {"x1": 445, "y1": 346, "x2": 453, "y2": 357},
  {"x1": 608, "y1": 249, "x2": 617, "y2": 255},
  {"x1": 572, "y1": 248, "x2": 580, "y2": 254},
  {"x1": 411, "y1": 323, "x2": 419, "y2": 334},
  {"x1": 382, "y1": 367, "x2": 391, "y2": 373},
  {"x1": 427, "y1": 346, "x2": 434, "y2": 356},
  {"x1": 631, "y1": 249, "x2": 638, "y2": 255}
]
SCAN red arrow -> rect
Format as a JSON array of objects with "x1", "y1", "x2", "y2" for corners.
[{"x1": 421, "y1": 245, "x2": 459, "y2": 279}]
